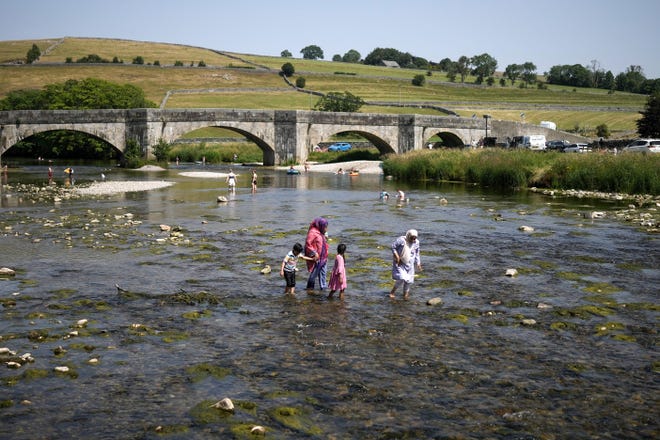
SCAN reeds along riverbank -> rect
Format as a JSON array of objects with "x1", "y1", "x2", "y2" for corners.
[{"x1": 382, "y1": 148, "x2": 660, "y2": 195}]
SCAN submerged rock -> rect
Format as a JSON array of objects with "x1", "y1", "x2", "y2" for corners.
[
  {"x1": 518, "y1": 225, "x2": 534, "y2": 232},
  {"x1": 260, "y1": 265, "x2": 271, "y2": 274},
  {"x1": 426, "y1": 297, "x2": 443, "y2": 306},
  {"x1": 505, "y1": 268, "x2": 518, "y2": 277}
]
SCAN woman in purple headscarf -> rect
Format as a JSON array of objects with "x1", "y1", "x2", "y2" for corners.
[{"x1": 304, "y1": 217, "x2": 329, "y2": 291}]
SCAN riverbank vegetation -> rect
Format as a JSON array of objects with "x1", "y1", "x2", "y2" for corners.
[{"x1": 382, "y1": 149, "x2": 660, "y2": 195}]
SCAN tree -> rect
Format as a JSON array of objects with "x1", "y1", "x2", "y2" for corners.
[
  {"x1": 363, "y1": 48, "x2": 413, "y2": 67},
  {"x1": 26, "y1": 44, "x2": 41, "y2": 64},
  {"x1": 332, "y1": 54, "x2": 342, "y2": 62},
  {"x1": 437, "y1": 58, "x2": 452, "y2": 72},
  {"x1": 281, "y1": 62, "x2": 295, "y2": 77},
  {"x1": 314, "y1": 91, "x2": 364, "y2": 112},
  {"x1": 520, "y1": 62, "x2": 537, "y2": 85},
  {"x1": 470, "y1": 53, "x2": 497, "y2": 83},
  {"x1": 77, "y1": 54, "x2": 109, "y2": 63},
  {"x1": 601, "y1": 71, "x2": 615, "y2": 90},
  {"x1": 295, "y1": 77, "x2": 306, "y2": 88},
  {"x1": 504, "y1": 64, "x2": 522, "y2": 85},
  {"x1": 411, "y1": 56, "x2": 429, "y2": 69},
  {"x1": 596, "y1": 124, "x2": 611, "y2": 139},
  {"x1": 456, "y1": 56, "x2": 471, "y2": 83},
  {"x1": 0, "y1": 89, "x2": 48, "y2": 110},
  {"x1": 546, "y1": 64, "x2": 591, "y2": 87},
  {"x1": 132, "y1": 56, "x2": 145, "y2": 65},
  {"x1": 152, "y1": 138, "x2": 172, "y2": 162},
  {"x1": 615, "y1": 65, "x2": 646, "y2": 93},
  {"x1": 300, "y1": 45, "x2": 324, "y2": 60},
  {"x1": 121, "y1": 139, "x2": 144, "y2": 168},
  {"x1": 412, "y1": 74, "x2": 425, "y2": 87},
  {"x1": 342, "y1": 49, "x2": 361, "y2": 63},
  {"x1": 636, "y1": 93, "x2": 660, "y2": 137},
  {"x1": 0, "y1": 77, "x2": 156, "y2": 110},
  {"x1": 280, "y1": 50, "x2": 292, "y2": 58},
  {"x1": 446, "y1": 62, "x2": 458, "y2": 82}
]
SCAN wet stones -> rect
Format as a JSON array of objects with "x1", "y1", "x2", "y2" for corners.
[
  {"x1": 0, "y1": 267, "x2": 16, "y2": 277},
  {"x1": 210, "y1": 397, "x2": 234, "y2": 412},
  {"x1": 426, "y1": 297, "x2": 443, "y2": 306}
]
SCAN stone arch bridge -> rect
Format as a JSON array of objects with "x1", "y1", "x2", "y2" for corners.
[{"x1": 0, "y1": 108, "x2": 578, "y2": 165}]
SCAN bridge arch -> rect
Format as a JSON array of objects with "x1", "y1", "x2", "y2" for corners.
[
  {"x1": 2, "y1": 128, "x2": 121, "y2": 158},
  {"x1": 424, "y1": 130, "x2": 466, "y2": 148},
  {"x1": 167, "y1": 123, "x2": 277, "y2": 166},
  {"x1": 308, "y1": 127, "x2": 396, "y2": 155}
]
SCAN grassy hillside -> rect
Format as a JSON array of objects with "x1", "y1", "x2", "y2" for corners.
[{"x1": 0, "y1": 37, "x2": 647, "y2": 138}]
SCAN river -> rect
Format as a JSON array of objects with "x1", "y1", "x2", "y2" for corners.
[{"x1": 0, "y1": 161, "x2": 658, "y2": 439}]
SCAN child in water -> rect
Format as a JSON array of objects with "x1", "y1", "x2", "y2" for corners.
[
  {"x1": 327, "y1": 243, "x2": 347, "y2": 300},
  {"x1": 280, "y1": 243, "x2": 313, "y2": 295}
]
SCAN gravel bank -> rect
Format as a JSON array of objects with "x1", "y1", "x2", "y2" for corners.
[
  {"x1": 284, "y1": 160, "x2": 384, "y2": 174},
  {"x1": 74, "y1": 181, "x2": 174, "y2": 195}
]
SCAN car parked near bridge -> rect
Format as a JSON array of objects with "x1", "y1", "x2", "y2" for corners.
[
  {"x1": 623, "y1": 139, "x2": 660, "y2": 153},
  {"x1": 545, "y1": 140, "x2": 571, "y2": 151},
  {"x1": 562, "y1": 143, "x2": 592, "y2": 153},
  {"x1": 327, "y1": 142, "x2": 352, "y2": 152}
]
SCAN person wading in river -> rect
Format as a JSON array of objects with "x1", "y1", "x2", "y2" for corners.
[
  {"x1": 304, "y1": 217, "x2": 329, "y2": 292},
  {"x1": 389, "y1": 229, "x2": 422, "y2": 300}
]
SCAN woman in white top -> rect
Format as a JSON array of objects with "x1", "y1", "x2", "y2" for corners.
[{"x1": 389, "y1": 229, "x2": 422, "y2": 300}]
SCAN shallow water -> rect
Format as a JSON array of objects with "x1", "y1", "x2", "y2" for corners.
[{"x1": 0, "y1": 162, "x2": 658, "y2": 439}]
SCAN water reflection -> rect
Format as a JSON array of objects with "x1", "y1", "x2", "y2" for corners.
[{"x1": 0, "y1": 162, "x2": 658, "y2": 439}]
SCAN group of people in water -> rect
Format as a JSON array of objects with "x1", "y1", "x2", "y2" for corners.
[
  {"x1": 225, "y1": 169, "x2": 258, "y2": 192},
  {"x1": 218, "y1": 170, "x2": 421, "y2": 299},
  {"x1": 380, "y1": 189, "x2": 407, "y2": 202},
  {"x1": 280, "y1": 217, "x2": 422, "y2": 301}
]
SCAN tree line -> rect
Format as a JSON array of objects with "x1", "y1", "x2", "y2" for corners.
[
  {"x1": 283, "y1": 45, "x2": 659, "y2": 94},
  {"x1": 23, "y1": 42, "x2": 658, "y2": 94}
]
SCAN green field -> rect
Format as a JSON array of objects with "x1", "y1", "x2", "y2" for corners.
[{"x1": 0, "y1": 37, "x2": 648, "y2": 138}]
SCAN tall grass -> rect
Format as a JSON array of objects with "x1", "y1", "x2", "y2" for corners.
[
  {"x1": 168, "y1": 142, "x2": 263, "y2": 164},
  {"x1": 382, "y1": 149, "x2": 660, "y2": 195},
  {"x1": 548, "y1": 153, "x2": 659, "y2": 194}
]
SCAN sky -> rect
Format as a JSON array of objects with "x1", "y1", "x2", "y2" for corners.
[{"x1": 3, "y1": 0, "x2": 660, "y2": 78}]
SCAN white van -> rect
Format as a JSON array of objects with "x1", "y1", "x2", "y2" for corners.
[{"x1": 520, "y1": 135, "x2": 546, "y2": 150}]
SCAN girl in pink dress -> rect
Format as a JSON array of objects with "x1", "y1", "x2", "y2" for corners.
[{"x1": 327, "y1": 243, "x2": 347, "y2": 299}]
